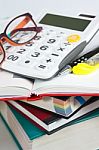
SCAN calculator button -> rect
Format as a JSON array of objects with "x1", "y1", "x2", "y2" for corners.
[
  {"x1": 67, "y1": 34, "x2": 81, "y2": 43},
  {"x1": 6, "y1": 54, "x2": 20, "y2": 63},
  {"x1": 36, "y1": 44, "x2": 53, "y2": 54},
  {"x1": 40, "y1": 57, "x2": 56, "y2": 66},
  {"x1": 25, "y1": 41, "x2": 39, "y2": 51},
  {"x1": 35, "y1": 63, "x2": 49, "y2": 72},
  {"x1": 55, "y1": 46, "x2": 67, "y2": 54},
  {"x1": 14, "y1": 47, "x2": 30, "y2": 56},
  {"x1": 27, "y1": 51, "x2": 44, "y2": 61},
  {"x1": 54, "y1": 47, "x2": 69, "y2": 58},
  {"x1": 59, "y1": 43, "x2": 72, "y2": 54},
  {"x1": 60, "y1": 36, "x2": 71, "y2": 47},
  {"x1": 48, "y1": 53, "x2": 62, "y2": 63},
  {"x1": 61, "y1": 42, "x2": 71, "y2": 47},
  {"x1": 47, "y1": 38, "x2": 60, "y2": 46},
  {"x1": 33, "y1": 34, "x2": 46, "y2": 44},
  {"x1": 51, "y1": 53, "x2": 60, "y2": 57},
  {"x1": 3, "y1": 43, "x2": 16, "y2": 53},
  {"x1": 18, "y1": 59, "x2": 37, "y2": 67},
  {"x1": 45, "y1": 35, "x2": 61, "y2": 47}
]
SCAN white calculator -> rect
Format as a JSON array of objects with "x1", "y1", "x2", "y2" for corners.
[{"x1": 1, "y1": 12, "x2": 99, "y2": 79}]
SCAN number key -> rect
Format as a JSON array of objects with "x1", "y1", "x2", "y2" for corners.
[{"x1": 6, "y1": 54, "x2": 20, "y2": 63}]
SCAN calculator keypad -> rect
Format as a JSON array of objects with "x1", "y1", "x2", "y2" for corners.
[{"x1": 3, "y1": 26, "x2": 81, "y2": 78}]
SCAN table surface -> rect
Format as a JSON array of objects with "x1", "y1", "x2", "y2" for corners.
[{"x1": 0, "y1": 0, "x2": 99, "y2": 149}]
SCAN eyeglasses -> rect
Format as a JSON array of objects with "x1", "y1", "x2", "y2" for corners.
[{"x1": 0, "y1": 13, "x2": 42, "y2": 64}]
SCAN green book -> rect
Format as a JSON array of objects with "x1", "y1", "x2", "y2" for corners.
[{"x1": 8, "y1": 105, "x2": 46, "y2": 140}]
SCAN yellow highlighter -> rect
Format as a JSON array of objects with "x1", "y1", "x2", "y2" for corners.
[
  {"x1": 67, "y1": 47, "x2": 99, "y2": 75},
  {"x1": 58, "y1": 47, "x2": 99, "y2": 76},
  {"x1": 72, "y1": 63, "x2": 99, "y2": 75}
]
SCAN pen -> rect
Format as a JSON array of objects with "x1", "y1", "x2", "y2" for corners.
[{"x1": 58, "y1": 47, "x2": 99, "y2": 76}]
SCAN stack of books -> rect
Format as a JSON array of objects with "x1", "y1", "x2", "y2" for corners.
[{"x1": 0, "y1": 94, "x2": 99, "y2": 149}]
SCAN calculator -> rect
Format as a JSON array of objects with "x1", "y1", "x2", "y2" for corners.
[{"x1": 1, "y1": 12, "x2": 99, "y2": 79}]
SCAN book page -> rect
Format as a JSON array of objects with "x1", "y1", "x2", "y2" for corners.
[
  {"x1": 33, "y1": 70, "x2": 99, "y2": 95},
  {"x1": 0, "y1": 69, "x2": 33, "y2": 93}
]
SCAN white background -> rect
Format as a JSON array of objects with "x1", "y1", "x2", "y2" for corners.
[
  {"x1": 0, "y1": 0, "x2": 99, "y2": 18},
  {"x1": 0, "y1": 0, "x2": 99, "y2": 54},
  {"x1": 0, "y1": 0, "x2": 99, "y2": 149}
]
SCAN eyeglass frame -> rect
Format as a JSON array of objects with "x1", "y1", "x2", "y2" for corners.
[{"x1": 0, "y1": 12, "x2": 42, "y2": 64}]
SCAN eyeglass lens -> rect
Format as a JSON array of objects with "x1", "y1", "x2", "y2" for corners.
[{"x1": 6, "y1": 15, "x2": 37, "y2": 44}]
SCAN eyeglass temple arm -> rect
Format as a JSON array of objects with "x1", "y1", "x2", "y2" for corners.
[
  {"x1": 10, "y1": 26, "x2": 42, "y2": 36},
  {"x1": 13, "y1": 16, "x2": 31, "y2": 30}
]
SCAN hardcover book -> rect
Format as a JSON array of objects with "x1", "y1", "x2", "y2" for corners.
[
  {"x1": 21, "y1": 96, "x2": 96, "y2": 118},
  {"x1": 0, "y1": 101, "x2": 45, "y2": 150},
  {"x1": 8, "y1": 98, "x2": 99, "y2": 133}
]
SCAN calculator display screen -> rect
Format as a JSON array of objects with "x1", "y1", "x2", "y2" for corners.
[{"x1": 39, "y1": 13, "x2": 91, "y2": 31}]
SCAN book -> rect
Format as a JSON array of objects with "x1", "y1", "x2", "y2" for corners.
[
  {"x1": 20, "y1": 96, "x2": 98, "y2": 118},
  {"x1": 33, "y1": 69, "x2": 99, "y2": 95},
  {"x1": 0, "y1": 69, "x2": 91, "y2": 101},
  {"x1": 0, "y1": 113, "x2": 22, "y2": 150},
  {"x1": 0, "y1": 69, "x2": 34, "y2": 100},
  {"x1": 1, "y1": 68, "x2": 99, "y2": 101},
  {"x1": 1, "y1": 102, "x2": 99, "y2": 150},
  {"x1": 8, "y1": 98, "x2": 99, "y2": 133},
  {"x1": 1, "y1": 49, "x2": 99, "y2": 101},
  {"x1": 1, "y1": 57, "x2": 99, "y2": 101},
  {"x1": 0, "y1": 101, "x2": 46, "y2": 150}
]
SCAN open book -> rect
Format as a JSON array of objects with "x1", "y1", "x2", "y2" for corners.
[
  {"x1": 0, "y1": 69, "x2": 34, "y2": 100},
  {"x1": 1, "y1": 68, "x2": 99, "y2": 101},
  {"x1": 33, "y1": 70, "x2": 99, "y2": 96}
]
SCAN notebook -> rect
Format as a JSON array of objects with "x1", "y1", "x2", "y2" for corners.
[{"x1": 8, "y1": 98, "x2": 99, "y2": 133}]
